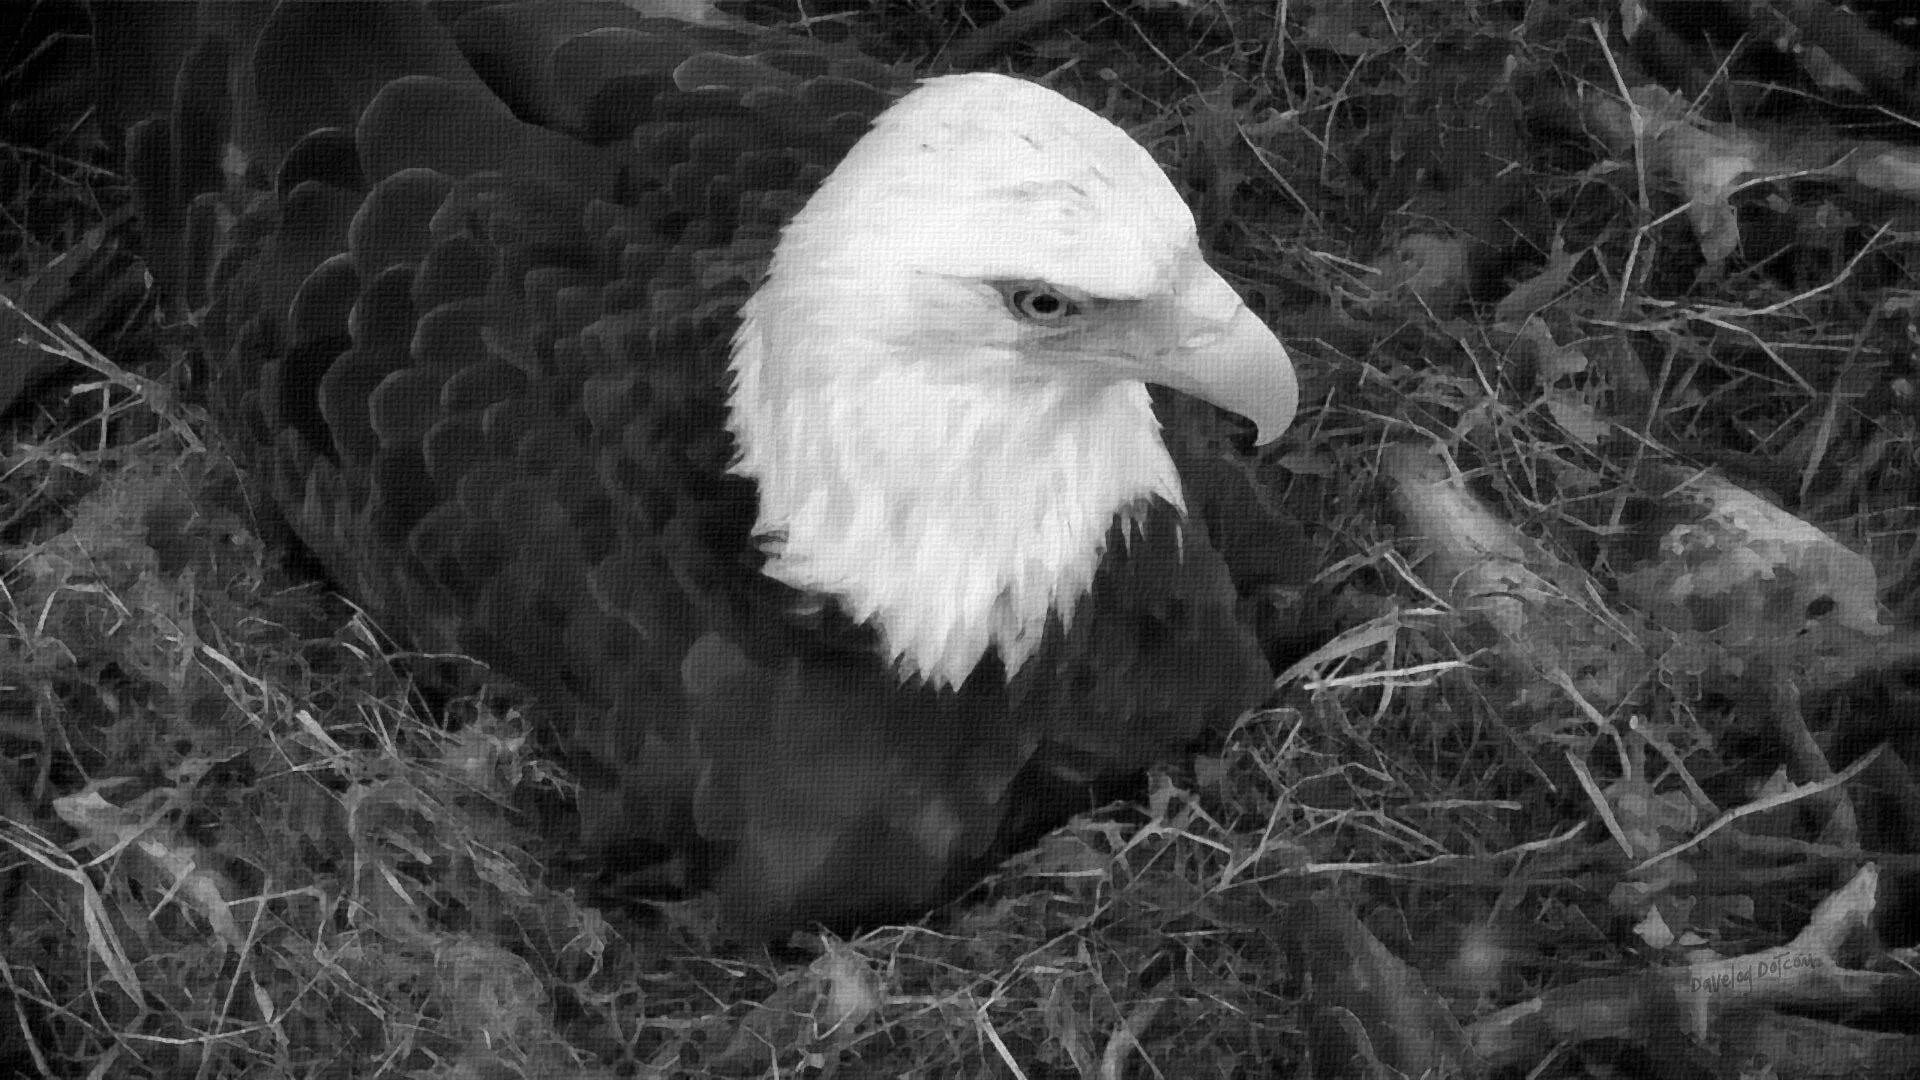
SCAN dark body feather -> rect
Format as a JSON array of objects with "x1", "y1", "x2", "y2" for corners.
[{"x1": 127, "y1": 0, "x2": 1274, "y2": 931}]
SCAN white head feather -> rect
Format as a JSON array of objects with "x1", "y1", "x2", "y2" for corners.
[{"x1": 729, "y1": 73, "x2": 1292, "y2": 688}]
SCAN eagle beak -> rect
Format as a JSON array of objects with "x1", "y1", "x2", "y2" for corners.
[{"x1": 1146, "y1": 264, "x2": 1298, "y2": 445}]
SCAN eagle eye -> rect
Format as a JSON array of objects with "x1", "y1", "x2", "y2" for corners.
[{"x1": 1008, "y1": 285, "x2": 1079, "y2": 321}]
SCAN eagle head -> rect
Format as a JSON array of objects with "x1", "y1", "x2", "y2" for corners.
[{"x1": 730, "y1": 72, "x2": 1297, "y2": 688}]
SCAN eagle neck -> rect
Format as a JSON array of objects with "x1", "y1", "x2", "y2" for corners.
[{"x1": 727, "y1": 309, "x2": 1184, "y2": 689}]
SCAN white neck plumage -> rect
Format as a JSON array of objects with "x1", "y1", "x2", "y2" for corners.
[{"x1": 727, "y1": 304, "x2": 1182, "y2": 689}]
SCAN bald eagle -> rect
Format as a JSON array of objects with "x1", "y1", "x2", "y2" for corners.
[{"x1": 127, "y1": 0, "x2": 1300, "y2": 932}]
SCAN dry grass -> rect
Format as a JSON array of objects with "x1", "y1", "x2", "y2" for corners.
[{"x1": 4, "y1": 0, "x2": 1918, "y2": 1077}]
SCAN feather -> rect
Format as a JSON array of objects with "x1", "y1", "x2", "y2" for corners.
[{"x1": 130, "y1": 0, "x2": 1300, "y2": 933}]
